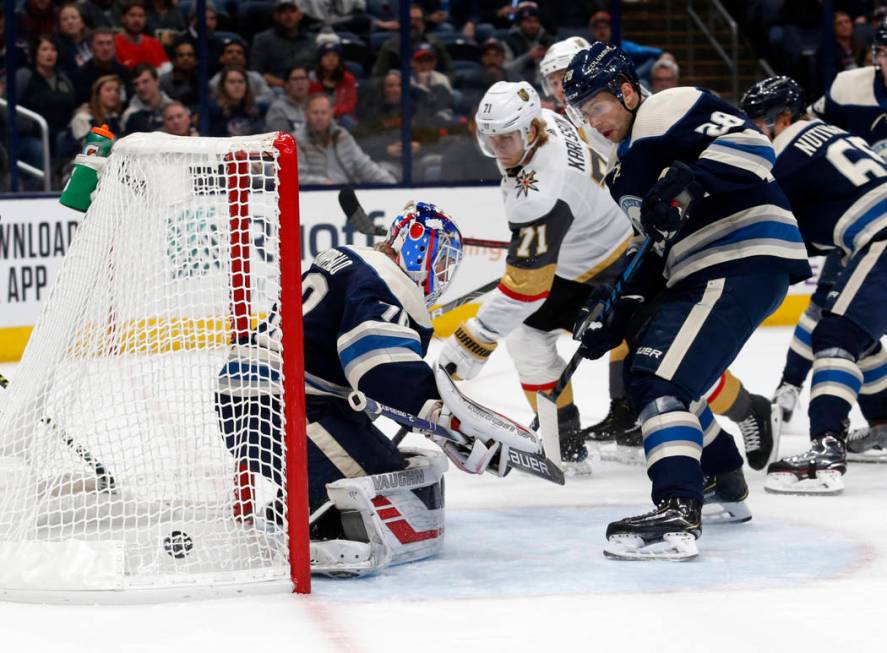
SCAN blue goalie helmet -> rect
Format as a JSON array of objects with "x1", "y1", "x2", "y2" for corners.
[
  {"x1": 563, "y1": 41, "x2": 639, "y2": 114},
  {"x1": 741, "y1": 76, "x2": 806, "y2": 124},
  {"x1": 387, "y1": 202, "x2": 463, "y2": 307}
]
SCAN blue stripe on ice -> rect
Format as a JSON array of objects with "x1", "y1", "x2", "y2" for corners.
[{"x1": 311, "y1": 506, "x2": 862, "y2": 601}]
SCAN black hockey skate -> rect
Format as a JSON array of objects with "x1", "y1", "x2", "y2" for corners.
[
  {"x1": 558, "y1": 405, "x2": 591, "y2": 474},
  {"x1": 846, "y1": 423, "x2": 887, "y2": 463},
  {"x1": 604, "y1": 497, "x2": 702, "y2": 561},
  {"x1": 765, "y1": 433, "x2": 847, "y2": 495},
  {"x1": 772, "y1": 381, "x2": 801, "y2": 422},
  {"x1": 582, "y1": 398, "x2": 640, "y2": 443},
  {"x1": 738, "y1": 394, "x2": 780, "y2": 470},
  {"x1": 703, "y1": 468, "x2": 752, "y2": 524}
]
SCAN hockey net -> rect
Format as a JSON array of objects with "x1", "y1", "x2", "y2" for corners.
[{"x1": 0, "y1": 132, "x2": 309, "y2": 602}]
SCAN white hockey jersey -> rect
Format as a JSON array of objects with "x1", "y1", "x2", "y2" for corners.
[{"x1": 476, "y1": 108, "x2": 633, "y2": 338}]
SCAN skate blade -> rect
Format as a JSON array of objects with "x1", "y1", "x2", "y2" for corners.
[
  {"x1": 847, "y1": 450, "x2": 887, "y2": 463},
  {"x1": 702, "y1": 500, "x2": 752, "y2": 524},
  {"x1": 768, "y1": 402, "x2": 783, "y2": 466},
  {"x1": 764, "y1": 470, "x2": 844, "y2": 495},
  {"x1": 603, "y1": 532, "x2": 699, "y2": 561}
]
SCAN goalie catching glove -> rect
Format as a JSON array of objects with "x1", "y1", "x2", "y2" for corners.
[{"x1": 438, "y1": 317, "x2": 499, "y2": 380}]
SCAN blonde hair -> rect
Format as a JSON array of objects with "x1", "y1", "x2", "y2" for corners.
[{"x1": 89, "y1": 74, "x2": 122, "y2": 122}]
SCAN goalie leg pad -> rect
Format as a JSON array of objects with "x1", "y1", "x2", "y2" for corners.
[{"x1": 317, "y1": 448, "x2": 447, "y2": 577}]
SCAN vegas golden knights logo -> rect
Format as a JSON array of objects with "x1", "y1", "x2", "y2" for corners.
[{"x1": 518, "y1": 88, "x2": 530, "y2": 102}]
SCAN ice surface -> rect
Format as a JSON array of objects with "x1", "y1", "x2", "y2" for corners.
[{"x1": 2, "y1": 327, "x2": 886, "y2": 653}]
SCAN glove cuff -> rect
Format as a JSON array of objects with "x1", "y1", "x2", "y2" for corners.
[{"x1": 454, "y1": 319, "x2": 498, "y2": 361}]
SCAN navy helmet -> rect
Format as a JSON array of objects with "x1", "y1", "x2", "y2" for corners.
[
  {"x1": 741, "y1": 76, "x2": 806, "y2": 124},
  {"x1": 562, "y1": 41, "x2": 639, "y2": 112}
]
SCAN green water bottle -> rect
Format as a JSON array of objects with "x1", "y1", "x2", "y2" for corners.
[{"x1": 59, "y1": 124, "x2": 115, "y2": 212}]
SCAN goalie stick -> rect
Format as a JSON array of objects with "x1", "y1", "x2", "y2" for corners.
[
  {"x1": 0, "y1": 374, "x2": 117, "y2": 492},
  {"x1": 348, "y1": 389, "x2": 565, "y2": 485},
  {"x1": 337, "y1": 186, "x2": 510, "y2": 249},
  {"x1": 430, "y1": 278, "x2": 499, "y2": 319}
]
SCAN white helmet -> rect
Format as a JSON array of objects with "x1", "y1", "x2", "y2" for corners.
[
  {"x1": 540, "y1": 37, "x2": 591, "y2": 97},
  {"x1": 475, "y1": 81, "x2": 542, "y2": 159}
]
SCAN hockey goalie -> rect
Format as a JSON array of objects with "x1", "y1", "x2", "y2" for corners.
[{"x1": 215, "y1": 201, "x2": 557, "y2": 578}]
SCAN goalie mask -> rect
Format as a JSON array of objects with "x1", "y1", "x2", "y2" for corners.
[{"x1": 387, "y1": 202, "x2": 463, "y2": 307}]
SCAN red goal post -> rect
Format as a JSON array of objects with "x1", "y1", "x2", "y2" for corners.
[{"x1": 0, "y1": 131, "x2": 310, "y2": 602}]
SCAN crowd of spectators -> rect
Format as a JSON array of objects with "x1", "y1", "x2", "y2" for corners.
[{"x1": 0, "y1": 0, "x2": 624, "y2": 191}]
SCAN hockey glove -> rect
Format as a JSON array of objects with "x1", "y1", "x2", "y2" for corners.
[
  {"x1": 424, "y1": 400, "x2": 502, "y2": 475},
  {"x1": 438, "y1": 317, "x2": 498, "y2": 380},
  {"x1": 574, "y1": 285, "x2": 645, "y2": 361},
  {"x1": 640, "y1": 161, "x2": 704, "y2": 243}
]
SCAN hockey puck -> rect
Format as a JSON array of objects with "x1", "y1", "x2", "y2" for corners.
[{"x1": 163, "y1": 530, "x2": 194, "y2": 559}]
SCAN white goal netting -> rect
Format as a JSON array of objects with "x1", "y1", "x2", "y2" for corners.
[{"x1": 0, "y1": 132, "x2": 308, "y2": 602}]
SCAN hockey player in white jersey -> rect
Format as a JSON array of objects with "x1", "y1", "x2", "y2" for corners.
[
  {"x1": 216, "y1": 202, "x2": 555, "y2": 577},
  {"x1": 437, "y1": 81, "x2": 634, "y2": 468}
]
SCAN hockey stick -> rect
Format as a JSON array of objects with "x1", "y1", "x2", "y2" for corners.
[
  {"x1": 0, "y1": 374, "x2": 117, "y2": 492},
  {"x1": 430, "y1": 278, "x2": 499, "y2": 319},
  {"x1": 348, "y1": 390, "x2": 565, "y2": 485},
  {"x1": 337, "y1": 186, "x2": 510, "y2": 249},
  {"x1": 529, "y1": 236, "x2": 653, "y2": 431}
]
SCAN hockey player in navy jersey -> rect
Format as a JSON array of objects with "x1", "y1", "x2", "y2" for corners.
[
  {"x1": 437, "y1": 80, "x2": 634, "y2": 470},
  {"x1": 742, "y1": 77, "x2": 887, "y2": 492},
  {"x1": 564, "y1": 43, "x2": 811, "y2": 559},
  {"x1": 809, "y1": 19, "x2": 887, "y2": 157},
  {"x1": 216, "y1": 202, "x2": 538, "y2": 576},
  {"x1": 772, "y1": 24, "x2": 887, "y2": 459}
]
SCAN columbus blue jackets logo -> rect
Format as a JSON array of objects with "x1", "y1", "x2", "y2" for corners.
[
  {"x1": 618, "y1": 195, "x2": 643, "y2": 232},
  {"x1": 514, "y1": 169, "x2": 540, "y2": 197}
]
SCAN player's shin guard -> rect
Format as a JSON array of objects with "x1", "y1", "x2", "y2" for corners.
[
  {"x1": 809, "y1": 348, "x2": 863, "y2": 438},
  {"x1": 640, "y1": 398, "x2": 705, "y2": 505},
  {"x1": 311, "y1": 448, "x2": 447, "y2": 578},
  {"x1": 783, "y1": 306, "x2": 818, "y2": 387}
]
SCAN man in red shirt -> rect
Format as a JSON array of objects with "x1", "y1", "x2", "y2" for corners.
[{"x1": 115, "y1": 0, "x2": 170, "y2": 74}]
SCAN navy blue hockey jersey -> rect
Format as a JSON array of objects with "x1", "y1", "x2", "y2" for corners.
[
  {"x1": 810, "y1": 67, "x2": 887, "y2": 155},
  {"x1": 221, "y1": 246, "x2": 439, "y2": 418},
  {"x1": 606, "y1": 87, "x2": 811, "y2": 287},
  {"x1": 772, "y1": 119, "x2": 887, "y2": 257}
]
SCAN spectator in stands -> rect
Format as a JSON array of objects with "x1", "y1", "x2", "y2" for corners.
[
  {"x1": 1, "y1": 8, "x2": 29, "y2": 96},
  {"x1": 503, "y1": 4, "x2": 555, "y2": 84},
  {"x1": 354, "y1": 70, "x2": 439, "y2": 182},
  {"x1": 162, "y1": 101, "x2": 197, "y2": 136},
  {"x1": 57, "y1": 3, "x2": 91, "y2": 78},
  {"x1": 160, "y1": 40, "x2": 198, "y2": 109},
  {"x1": 78, "y1": 0, "x2": 121, "y2": 30},
  {"x1": 252, "y1": 0, "x2": 315, "y2": 90},
  {"x1": 650, "y1": 57, "x2": 680, "y2": 93},
  {"x1": 16, "y1": 34, "x2": 77, "y2": 161},
  {"x1": 460, "y1": 37, "x2": 521, "y2": 110},
  {"x1": 209, "y1": 37, "x2": 275, "y2": 110},
  {"x1": 590, "y1": 11, "x2": 665, "y2": 83},
  {"x1": 209, "y1": 65, "x2": 266, "y2": 137},
  {"x1": 70, "y1": 74, "x2": 123, "y2": 142},
  {"x1": 296, "y1": 93, "x2": 396, "y2": 185},
  {"x1": 833, "y1": 9, "x2": 868, "y2": 70},
  {"x1": 121, "y1": 63, "x2": 172, "y2": 133},
  {"x1": 410, "y1": 43, "x2": 455, "y2": 121},
  {"x1": 309, "y1": 41, "x2": 358, "y2": 131},
  {"x1": 266, "y1": 64, "x2": 311, "y2": 133},
  {"x1": 116, "y1": 1, "x2": 171, "y2": 73},
  {"x1": 182, "y1": 2, "x2": 224, "y2": 76},
  {"x1": 15, "y1": 0, "x2": 58, "y2": 42},
  {"x1": 439, "y1": 115, "x2": 501, "y2": 183},
  {"x1": 74, "y1": 28, "x2": 133, "y2": 105},
  {"x1": 146, "y1": 0, "x2": 185, "y2": 42},
  {"x1": 372, "y1": 4, "x2": 454, "y2": 80},
  {"x1": 299, "y1": 0, "x2": 371, "y2": 36}
]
